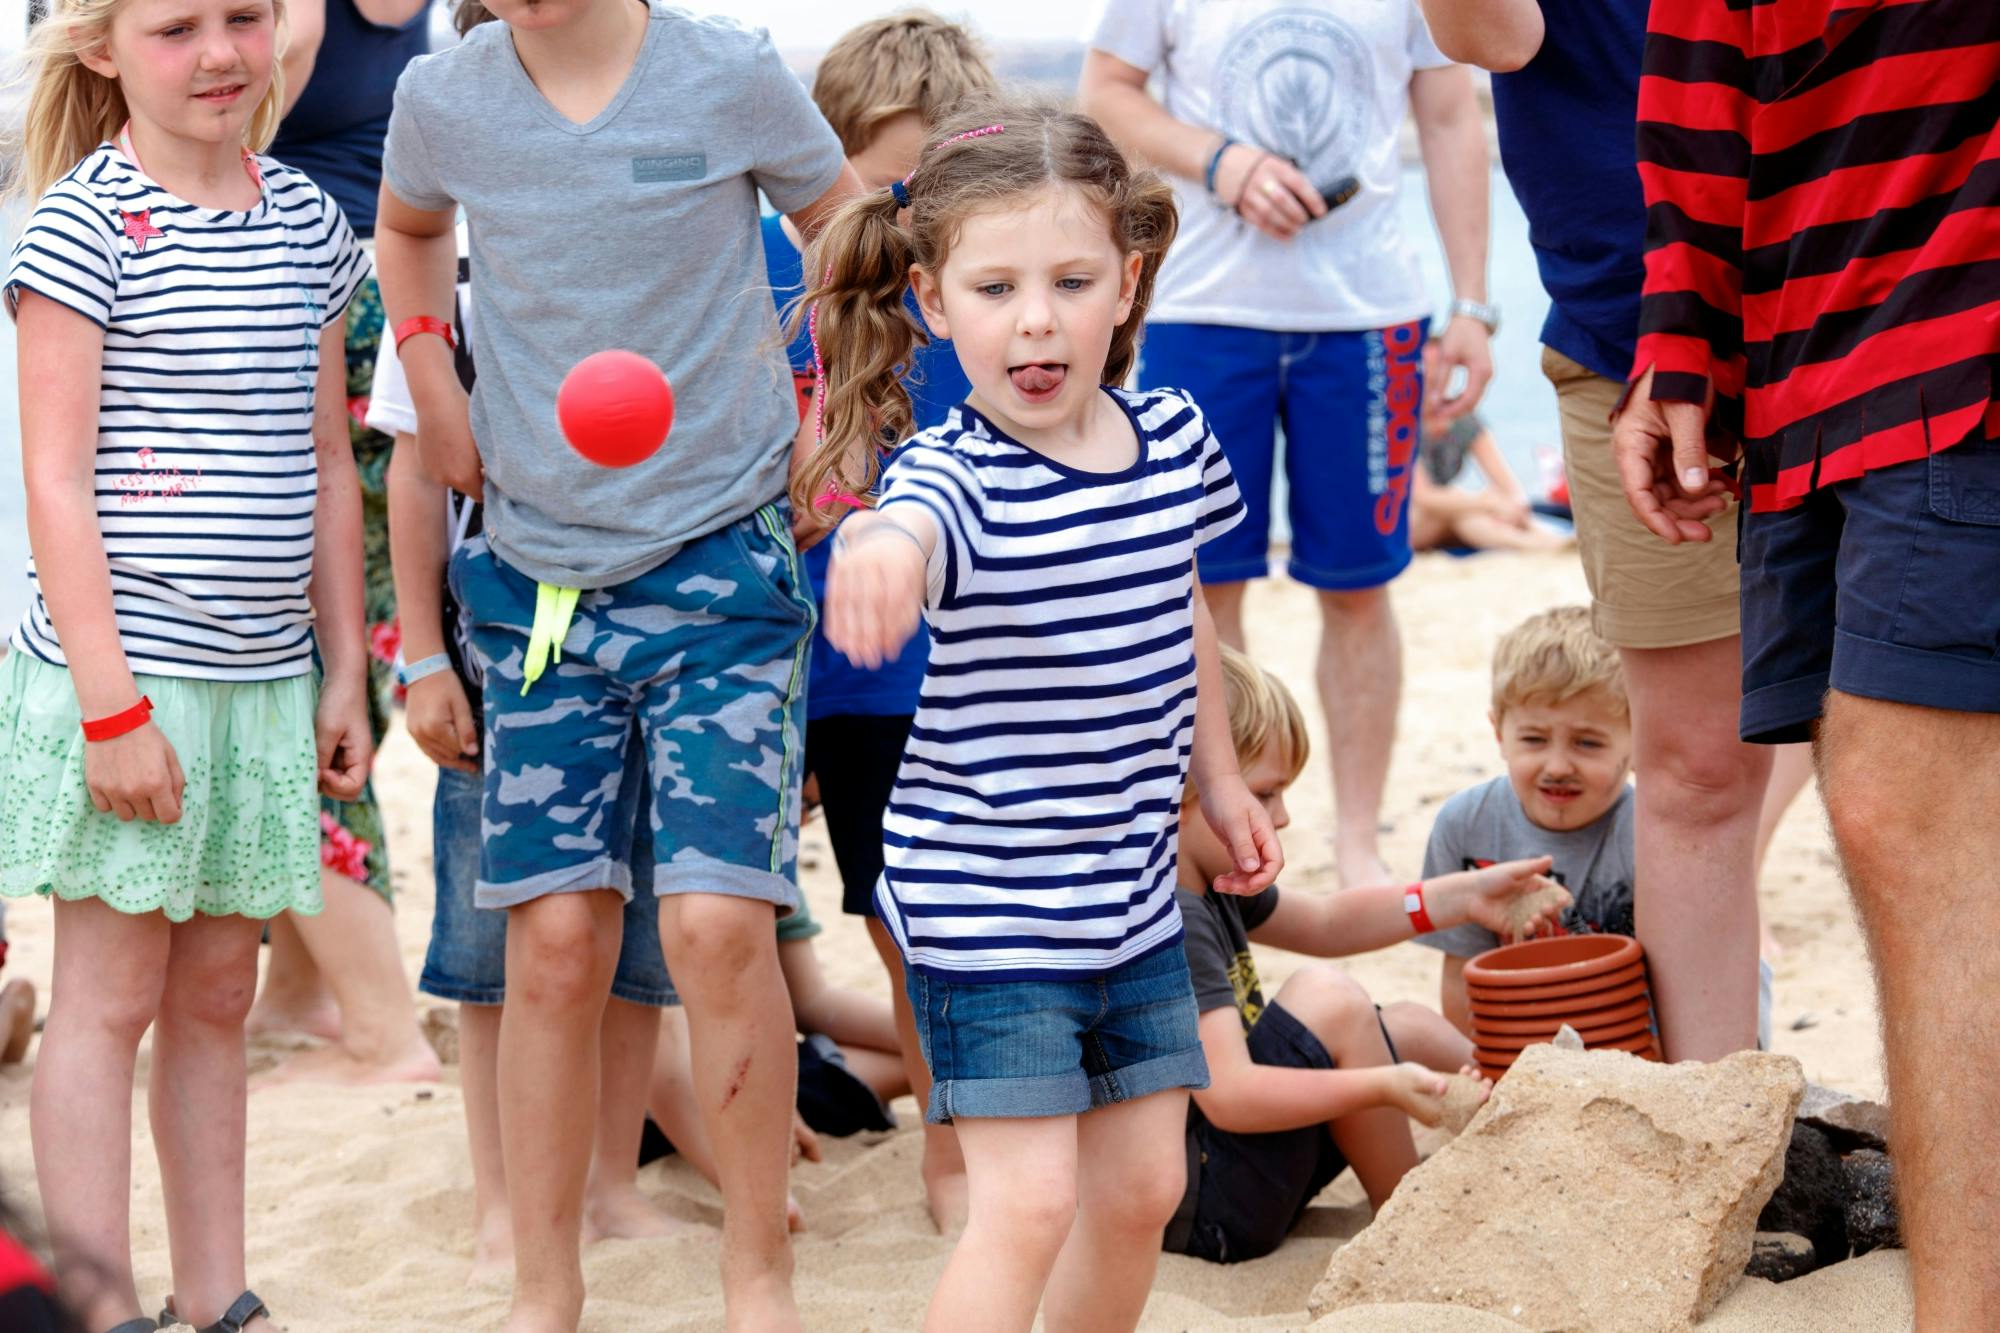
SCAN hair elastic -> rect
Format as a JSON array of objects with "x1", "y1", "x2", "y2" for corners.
[
  {"x1": 815, "y1": 481, "x2": 867, "y2": 511},
  {"x1": 890, "y1": 123, "x2": 1006, "y2": 206}
]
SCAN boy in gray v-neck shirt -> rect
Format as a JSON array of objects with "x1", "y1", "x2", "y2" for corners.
[
  {"x1": 382, "y1": 4, "x2": 845, "y2": 588},
  {"x1": 376, "y1": 5, "x2": 852, "y2": 1320}
]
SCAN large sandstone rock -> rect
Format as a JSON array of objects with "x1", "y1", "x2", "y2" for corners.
[{"x1": 1308, "y1": 1045, "x2": 1804, "y2": 1332}]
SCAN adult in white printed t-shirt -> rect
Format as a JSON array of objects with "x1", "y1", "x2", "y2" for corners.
[{"x1": 1082, "y1": 0, "x2": 1494, "y2": 888}]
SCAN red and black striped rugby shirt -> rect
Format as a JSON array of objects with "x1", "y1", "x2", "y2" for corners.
[{"x1": 1634, "y1": 0, "x2": 2000, "y2": 512}]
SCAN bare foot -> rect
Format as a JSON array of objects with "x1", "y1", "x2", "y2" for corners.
[
  {"x1": 246, "y1": 996, "x2": 343, "y2": 1043},
  {"x1": 724, "y1": 1274, "x2": 802, "y2": 1333},
  {"x1": 500, "y1": 1303, "x2": 579, "y2": 1333},
  {"x1": 0, "y1": 979, "x2": 35, "y2": 1063},
  {"x1": 251, "y1": 1036, "x2": 441, "y2": 1090},
  {"x1": 923, "y1": 1166, "x2": 969, "y2": 1236},
  {"x1": 581, "y1": 1181, "x2": 692, "y2": 1243},
  {"x1": 470, "y1": 1206, "x2": 514, "y2": 1287}
]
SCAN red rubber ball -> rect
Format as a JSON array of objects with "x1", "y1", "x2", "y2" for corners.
[{"x1": 556, "y1": 350, "x2": 676, "y2": 468}]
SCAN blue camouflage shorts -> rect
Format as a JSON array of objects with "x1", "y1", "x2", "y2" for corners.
[{"x1": 450, "y1": 504, "x2": 812, "y2": 914}]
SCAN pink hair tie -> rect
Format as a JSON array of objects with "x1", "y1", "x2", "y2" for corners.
[
  {"x1": 814, "y1": 481, "x2": 867, "y2": 511},
  {"x1": 809, "y1": 263, "x2": 832, "y2": 452},
  {"x1": 891, "y1": 124, "x2": 1006, "y2": 205}
]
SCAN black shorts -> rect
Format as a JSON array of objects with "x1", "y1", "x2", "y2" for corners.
[
  {"x1": 1739, "y1": 440, "x2": 2000, "y2": 743},
  {"x1": 804, "y1": 713, "x2": 912, "y2": 917},
  {"x1": 1164, "y1": 1003, "x2": 1398, "y2": 1264}
]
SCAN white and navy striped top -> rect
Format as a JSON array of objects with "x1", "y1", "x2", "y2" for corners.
[
  {"x1": 4, "y1": 145, "x2": 366, "y2": 681},
  {"x1": 873, "y1": 385, "x2": 1245, "y2": 980}
]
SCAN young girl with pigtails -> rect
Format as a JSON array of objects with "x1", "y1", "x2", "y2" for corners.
[
  {"x1": 3, "y1": 1, "x2": 369, "y2": 1329},
  {"x1": 798, "y1": 95, "x2": 1283, "y2": 1331}
]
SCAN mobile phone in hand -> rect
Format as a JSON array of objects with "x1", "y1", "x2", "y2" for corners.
[{"x1": 1312, "y1": 174, "x2": 1362, "y2": 217}]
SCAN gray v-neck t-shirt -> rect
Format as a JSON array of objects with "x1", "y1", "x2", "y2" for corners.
[{"x1": 382, "y1": 5, "x2": 844, "y2": 588}]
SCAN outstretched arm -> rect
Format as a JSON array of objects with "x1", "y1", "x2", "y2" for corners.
[{"x1": 1250, "y1": 857, "x2": 1561, "y2": 956}]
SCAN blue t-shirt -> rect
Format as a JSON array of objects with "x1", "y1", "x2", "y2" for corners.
[
  {"x1": 761, "y1": 213, "x2": 969, "y2": 719},
  {"x1": 1489, "y1": 0, "x2": 1647, "y2": 382},
  {"x1": 269, "y1": 0, "x2": 427, "y2": 239}
]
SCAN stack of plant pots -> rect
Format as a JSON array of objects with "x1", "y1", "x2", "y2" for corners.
[{"x1": 1463, "y1": 934, "x2": 1659, "y2": 1081}]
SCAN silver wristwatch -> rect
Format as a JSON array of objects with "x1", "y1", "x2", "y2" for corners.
[{"x1": 1450, "y1": 297, "x2": 1500, "y2": 334}]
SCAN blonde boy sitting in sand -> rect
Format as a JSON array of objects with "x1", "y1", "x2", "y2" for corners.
[
  {"x1": 1413, "y1": 607, "x2": 1637, "y2": 1031},
  {"x1": 1166, "y1": 647, "x2": 1567, "y2": 1262}
]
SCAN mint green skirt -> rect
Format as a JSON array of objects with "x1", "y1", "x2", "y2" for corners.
[{"x1": 0, "y1": 650, "x2": 325, "y2": 921}]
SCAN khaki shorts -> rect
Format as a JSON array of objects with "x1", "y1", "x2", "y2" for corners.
[{"x1": 1546, "y1": 346, "x2": 1741, "y2": 649}]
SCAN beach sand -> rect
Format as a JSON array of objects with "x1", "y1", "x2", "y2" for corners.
[{"x1": 0, "y1": 549, "x2": 1901, "y2": 1330}]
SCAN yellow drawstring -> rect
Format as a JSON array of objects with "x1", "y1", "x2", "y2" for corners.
[{"x1": 521, "y1": 582, "x2": 581, "y2": 695}]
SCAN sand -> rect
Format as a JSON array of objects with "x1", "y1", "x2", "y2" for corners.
[{"x1": 0, "y1": 551, "x2": 1901, "y2": 1330}]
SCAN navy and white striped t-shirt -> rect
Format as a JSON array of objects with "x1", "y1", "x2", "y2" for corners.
[
  {"x1": 873, "y1": 385, "x2": 1246, "y2": 981},
  {"x1": 4, "y1": 145, "x2": 366, "y2": 681}
]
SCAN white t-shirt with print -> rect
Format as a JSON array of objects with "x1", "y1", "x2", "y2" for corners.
[{"x1": 1089, "y1": 0, "x2": 1452, "y2": 332}]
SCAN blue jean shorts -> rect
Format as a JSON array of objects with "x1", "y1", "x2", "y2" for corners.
[
  {"x1": 1739, "y1": 442, "x2": 2000, "y2": 743},
  {"x1": 418, "y1": 763, "x2": 677, "y2": 1008},
  {"x1": 904, "y1": 941, "x2": 1209, "y2": 1123},
  {"x1": 451, "y1": 505, "x2": 812, "y2": 913},
  {"x1": 1138, "y1": 319, "x2": 1428, "y2": 591}
]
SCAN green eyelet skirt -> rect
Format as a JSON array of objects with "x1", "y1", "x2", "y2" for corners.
[{"x1": 0, "y1": 650, "x2": 325, "y2": 921}]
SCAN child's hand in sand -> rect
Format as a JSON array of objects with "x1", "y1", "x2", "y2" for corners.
[
  {"x1": 1452, "y1": 856, "x2": 1571, "y2": 941},
  {"x1": 1380, "y1": 1063, "x2": 1493, "y2": 1130},
  {"x1": 1438, "y1": 1067, "x2": 1493, "y2": 1135},
  {"x1": 1376, "y1": 1062, "x2": 1453, "y2": 1126}
]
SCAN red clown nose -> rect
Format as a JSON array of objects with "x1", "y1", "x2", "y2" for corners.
[{"x1": 556, "y1": 350, "x2": 675, "y2": 468}]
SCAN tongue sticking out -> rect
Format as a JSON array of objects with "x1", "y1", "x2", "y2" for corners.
[{"x1": 1010, "y1": 364, "x2": 1065, "y2": 397}]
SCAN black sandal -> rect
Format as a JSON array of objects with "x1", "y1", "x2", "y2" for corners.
[{"x1": 157, "y1": 1290, "x2": 270, "y2": 1332}]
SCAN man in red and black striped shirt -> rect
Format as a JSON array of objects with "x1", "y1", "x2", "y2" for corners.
[{"x1": 1616, "y1": 2, "x2": 2000, "y2": 1319}]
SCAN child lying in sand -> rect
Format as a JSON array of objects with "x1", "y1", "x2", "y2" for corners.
[{"x1": 1165, "y1": 647, "x2": 1568, "y2": 1263}]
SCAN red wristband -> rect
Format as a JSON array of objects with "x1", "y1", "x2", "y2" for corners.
[
  {"x1": 1404, "y1": 882, "x2": 1436, "y2": 935},
  {"x1": 393, "y1": 315, "x2": 457, "y2": 354},
  {"x1": 81, "y1": 696, "x2": 153, "y2": 743}
]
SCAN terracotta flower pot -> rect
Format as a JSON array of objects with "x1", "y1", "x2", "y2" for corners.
[
  {"x1": 1471, "y1": 994, "x2": 1653, "y2": 1038},
  {"x1": 1464, "y1": 976, "x2": 1652, "y2": 1019},
  {"x1": 1473, "y1": 1014, "x2": 1654, "y2": 1051},
  {"x1": 1463, "y1": 965, "x2": 1648, "y2": 1005},
  {"x1": 1463, "y1": 933, "x2": 1642, "y2": 987},
  {"x1": 1465, "y1": 934, "x2": 1660, "y2": 1072}
]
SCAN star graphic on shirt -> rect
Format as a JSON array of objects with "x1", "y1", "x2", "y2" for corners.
[{"x1": 121, "y1": 209, "x2": 164, "y2": 252}]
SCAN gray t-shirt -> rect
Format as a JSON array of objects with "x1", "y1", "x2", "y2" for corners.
[
  {"x1": 382, "y1": 7, "x2": 845, "y2": 587},
  {"x1": 1176, "y1": 884, "x2": 1282, "y2": 1027},
  {"x1": 1415, "y1": 775, "x2": 1636, "y2": 959}
]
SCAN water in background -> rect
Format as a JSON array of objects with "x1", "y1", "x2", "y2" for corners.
[{"x1": 0, "y1": 164, "x2": 1560, "y2": 629}]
